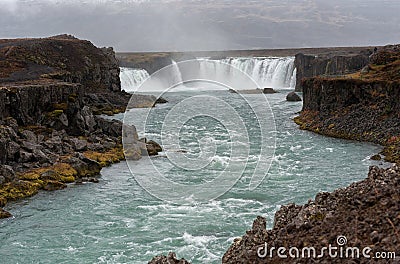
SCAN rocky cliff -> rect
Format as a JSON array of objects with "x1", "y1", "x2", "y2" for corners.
[
  {"x1": 0, "y1": 35, "x2": 162, "y2": 219},
  {"x1": 222, "y1": 165, "x2": 400, "y2": 263},
  {"x1": 295, "y1": 45, "x2": 400, "y2": 163},
  {"x1": 294, "y1": 51, "x2": 371, "y2": 92},
  {"x1": 0, "y1": 34, "x2": 121, "y2": 92},
  {"x1": 117, "y1": 52, "x2": 173, "y2": 74}
]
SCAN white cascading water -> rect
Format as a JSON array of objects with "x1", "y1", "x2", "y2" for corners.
[
  {"x1": 119, "y1": 57, "x2": 296, "y2": 92},
  {"x1": 171, "y1": 60, "x2": 184, "y2": 85},
  {"x1": 217, "y1": 57, "x2": 296, "y2": 89},
  {"x1": 120, "y1": 67, "x2": 150, "y2": 92}
]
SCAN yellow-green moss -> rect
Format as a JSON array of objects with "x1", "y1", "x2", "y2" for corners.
[
  {"x1": 68, "y1": 93, "x2": 78, "y2": 102},
  {"x1": 19, "y1": 171, "x2": 41, "y2": 181},
  {"x1": 53, "y1": 163, "x2": 78, "y2": 177},
  {"x1": 59, "y1": 175, "x2": 75, "y2": 183},
  {"x1": 47, "y1": 109, "x2": 64, "y2": 118},
  {"x1": 0, "y1": 181, "x2": 41, "y2": 201},
  {"x1": 0, "y1": 147, "x2": 125, "y2": 208},
  {"x1": 84, "y1": 147, "x2": 124, "y2": 167},
  {"x1": 53, "y1": 103, "x2": 68, "y2": 111},
  {"x1": 309, "y1": 212, "x2": 326, "y2": 221}
]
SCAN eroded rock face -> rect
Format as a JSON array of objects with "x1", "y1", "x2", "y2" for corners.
[
  {"x1": 0, "y1": 34, "x2": 121, "y2": 92},
  {"x1": 0, "y1": 35, "x2": 158, "y2": 219},
  {"x1": 294, "y1": 52, "x2": 370, "y2": 92},
  {"x1": 148, "y1": 252, "x2": 191, "y2": 264},
  {"x1": 222, "y1": 165, "x2": 400, "y2": 263}
]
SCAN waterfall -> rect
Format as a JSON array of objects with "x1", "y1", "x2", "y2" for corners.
[
  {"x1": 119, "y1": 57, "x2": 296, "y2": 92},
  {"x1": 119, "y1": 67, "x2": 150, "y2": 92},
  {"x1": 218, "y1": 57, "x2": 297, "y2": 89},
  {"x1": 171, "y1": 60, "x2": 184, "y2": 85}
]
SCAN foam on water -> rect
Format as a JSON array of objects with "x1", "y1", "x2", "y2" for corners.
[{"x1": 0, "y1": 90, "x2": 388, "y2": 264}]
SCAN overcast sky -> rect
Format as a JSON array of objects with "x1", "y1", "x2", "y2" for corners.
[{"x1": 0, "y1": 0, "x2": 399, "y2": 51}]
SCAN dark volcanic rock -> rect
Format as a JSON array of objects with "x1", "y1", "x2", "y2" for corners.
[
  {"x1": 0, "y1": 35, "x2": 121, "y2": 92},
  {"x1": 0, "y1": 208, "x2": 12, "y2": 219},
  {"x1": 148, "y1": 252, "x2": 191, "y2": 264},
  {"x1": 294, "y1": 52, "x2": 370, "y2": 92},
  {"x1": 286, "y1": 91, "x2": 302, "y2": 101},
  {"x1": 143, "y1": 139, "x2": 163, "y2": 156},
  {"x1": 0, "y1": 36, "x2": 157, "y2": 216},
  {"x1": 0, "y1": 165, "x2": 15, "y2": 183},
  {"x1": 222, "y1": 165, "x2": 400, "y2": 263},
  {"x1": 117, "y1": 53, "x2": 172, "y2": 75},
  {"x1": 263, "y1": 88, "x2": 278, "y2": 94}
]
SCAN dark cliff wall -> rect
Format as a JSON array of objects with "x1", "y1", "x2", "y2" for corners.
[
  {"x1": 117, "y1": 53, "x2": 172, "y2": 74},
  {"x1": 301, "y1": 78, "x2": 400, "y2": 114},
  {"x1": 0, "y1": 35, "x2": 121, "y2": 92},
  {"x1": 294, "y1": 52, "x2": 370, "y2": 92},
  {"x1": 299, "y1": 77, "x2": 400, "y2": 145},
  {"x1": 0, "y1": 83, "x2": 83, "y2": 126}
]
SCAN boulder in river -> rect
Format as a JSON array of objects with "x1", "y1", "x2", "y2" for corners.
[
  {"x1": 286, "y1": 91, "x2": 302, "y2": 101},
  {"x1": 263, "y1": 88, "x2": 278, "y2": 94}
]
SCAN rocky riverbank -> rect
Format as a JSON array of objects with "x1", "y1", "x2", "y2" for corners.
[
  {"x1": 294, "y1": 45, "x2": 400, "y2": 163},
  {"x1": 222, "y1": 164, "x2": 400, "y2": 263},
  {"x1": 0, "y1": 35, "x2": 163, "y2": 219}
]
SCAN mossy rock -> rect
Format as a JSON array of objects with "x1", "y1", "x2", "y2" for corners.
[
  {"x1": 0, "y1": 181, "x2": 41, "y2": 201},
  {"x1": 59, "y1": 175, "x2": 75, "y2": 183},
  {"x1": 42, "y1": 180, "x2": 67, "y2": 191},
  {"x1": 19, "y1": 172, "x2": 41, "y2": 181},
  {"x1": 53, "y1": 103, "x2": 68, "y2": 111},
  {"x1": 84, "y1": 147, "x2": 124, "y2": 167},
  {"x1": 53, "y1": 163, "x2": 78, "y2": 177},
  {"x1": 309, "y1": 212, "x2": 325, "y2": 221},
  {"x1": 370, "y1": 154, "x2": 382, "y2": 161},
  {"x1": 46, "y1": 109, "x2": 64, "y2": 119},
  {"x1": 68, "y1": 94, "x2": 78, "y2": 102}
]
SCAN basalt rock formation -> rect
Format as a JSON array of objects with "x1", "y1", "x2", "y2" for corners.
[
  {"x1": 148, "y1": 252, "x2": 191, "y2": 264},
  {"x1": 294, "y1": 49, "x2": 372, "y2": 92},
  {"x1": 0, "y1": 35, "x2": 162, "y2": 219},
  {"x1": 222, "y1": 165, "x2": 400, "y2": 263},
  {"x1": 0, "y1": 34, "x2": 121, "y2": 92},
  {"x1": 295, "y1": 45, "x2": 400, "y2": 163},
  {"x1": 117, "y1": 52, "x2": 173, "y2": 75}
]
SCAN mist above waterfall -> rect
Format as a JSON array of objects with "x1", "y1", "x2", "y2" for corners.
[
  {"x1": 1, "y1": 0, "x2": 399, "y2": 51},
  {"x1": 120, "y1": 57, "x2": 296, "y2": 92}
]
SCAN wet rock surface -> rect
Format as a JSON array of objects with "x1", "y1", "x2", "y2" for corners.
[{"x1": 286, "y1": 91, "x2": 302, "y2": 101}]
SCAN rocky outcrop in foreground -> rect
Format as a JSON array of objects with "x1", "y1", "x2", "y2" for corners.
[
  {"x1": 148, "y1": 252, "x2": 191, "y2": 264},
  {"x1": 0, "y1": 35, "x2": 163, "y2": 218},
  {"x1": 222, "y1": 165, "x2": 400, "y2": 263}
]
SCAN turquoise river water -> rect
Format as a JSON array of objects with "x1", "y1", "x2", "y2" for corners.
[{"x1": 0, "y1": 89, "x2": 384, "y2": 263}]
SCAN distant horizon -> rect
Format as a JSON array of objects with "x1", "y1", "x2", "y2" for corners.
[
  {"x1": 1, "y1": 0, "x2": 399, "y2": 52},
  {"x1": 0, "y1": 33, "x2": 391, "y2": 53}
]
